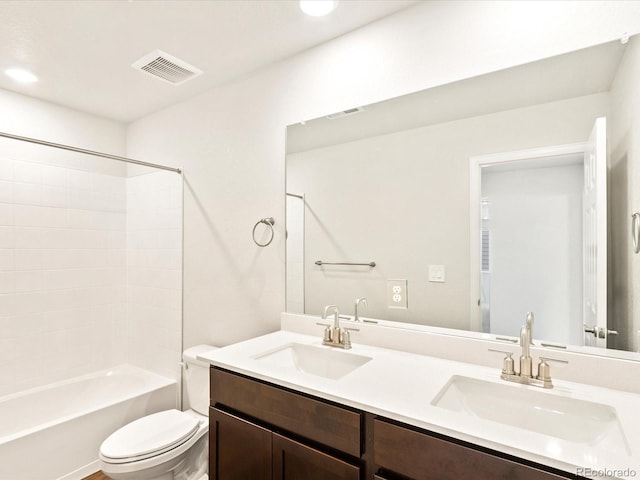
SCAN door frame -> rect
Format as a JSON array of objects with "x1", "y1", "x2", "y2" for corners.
[{"x1": 468, "y1": 142, "x2": 587, "y2": 332}]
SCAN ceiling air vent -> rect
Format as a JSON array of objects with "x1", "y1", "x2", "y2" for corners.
[
  {"x1": 132, "y1": 50, "x2": 202, "y2": 85},
  {"x1": 325, "y1": 107, "x2": 364, "y2": 120}
]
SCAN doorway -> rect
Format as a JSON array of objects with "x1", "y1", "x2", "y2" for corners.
[
  {"x1": 469, "y1": 119, "x2": 608, "y2": 348},
  {"x1": 479, "y1": 154, "x2": 583, "y2": 343}
]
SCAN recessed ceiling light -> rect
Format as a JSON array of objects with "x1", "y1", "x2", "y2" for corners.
[
  {"x1": 5, "y1": 68, "x2": 38, "y2": 83},
  {"x1": 300, "y1": 0, "x2": 337, "y2": 17}
]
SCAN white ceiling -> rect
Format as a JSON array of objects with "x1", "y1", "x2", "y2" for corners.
[{"x1": 0, "y1": 0, "x2": 418, "y2": 123}]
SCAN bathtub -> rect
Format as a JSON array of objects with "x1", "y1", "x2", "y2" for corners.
[{"x1": 0, "y1": 364, "x2": 177, "y2": 480}]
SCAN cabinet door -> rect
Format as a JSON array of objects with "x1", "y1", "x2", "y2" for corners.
[
  {"x1": 272, "y1": 433, "x2": 360, "y2": 480},
  {"x1": 210, "y1": 408, "x2": 271, "y2": 480}
]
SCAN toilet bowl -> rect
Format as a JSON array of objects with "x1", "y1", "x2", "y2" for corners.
[{"x1": 99, "y1": 345, "x2": 216, "y2": 480}]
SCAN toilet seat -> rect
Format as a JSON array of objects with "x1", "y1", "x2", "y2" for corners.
[{"x1": 100, "y1": 409, "x2": 200, "y2": 464}]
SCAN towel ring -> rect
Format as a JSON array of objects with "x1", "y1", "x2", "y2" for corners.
[
  {"x1": 632, "y1": 213, "x2": 640, "y2": 254},
  {"x1": 253, "y1": 217, "x2": 275, "y2": 247}
]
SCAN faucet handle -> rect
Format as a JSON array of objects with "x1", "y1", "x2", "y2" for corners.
[
  {"x1": 536, "y1": 357, "x2": 568, "y2": 382},
  {"x1": 341, "y1": 327, "x2": 359, "y2": 349},
  {"x1": 488, "y1": 349, "x2": 516, "y2": 375},
  {"x1": 341, "y1": 329, "x2": 352, "y2": 349},
  {"x1": 315, "y1": 322, "x2": 332, "y2": 342}
]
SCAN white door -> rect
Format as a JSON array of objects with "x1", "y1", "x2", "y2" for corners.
[{"x1": 583, "y1": 117, "x2": 608, "y2": 347}]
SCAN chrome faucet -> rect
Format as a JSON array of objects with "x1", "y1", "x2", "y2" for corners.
[
  {"x1": 489, "y1": 313, "x2": 567, "y2": 389},
  {"x1": 316, "y1": 305, "x2": 358, "y2": 349},
  {"x1": 354, "y1": 297, "x2": 367, "y2": 322}
]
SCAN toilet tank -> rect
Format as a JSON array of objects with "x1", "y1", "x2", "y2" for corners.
[{"x1": 183, "y1": 345, "x2": 217, "y2": 415}]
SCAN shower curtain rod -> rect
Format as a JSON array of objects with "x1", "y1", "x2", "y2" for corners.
[{"x1": 0, "y1": 131, "x2": 182, "y2": 174}]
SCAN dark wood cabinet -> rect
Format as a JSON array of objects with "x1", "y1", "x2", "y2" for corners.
[
  {"x1": 373, "y1": 419, "x2": 577, "y2": 480},
  {"x1": 272, "y1": 433, "x2": 360, "y2": 480},
  {"x1": 209, "y1": 366, "x2": 580, "y2": 480},
  {"x1": 210, "y1": 367, "x2": 361, "y2": 457},
  {"x1": 210, "y1": 408, "x2": 271, "y2": 480},
  {"x1": 209, "y1": 368, "x2": 361, "y2": 480},
  {"x1": 211, "y1": 408, "x2": 360, "y2": 480}
]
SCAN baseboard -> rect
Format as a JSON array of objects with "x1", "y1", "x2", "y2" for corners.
[{"x1": 56, "y1": 460, "x2": 100, "y2": 480}]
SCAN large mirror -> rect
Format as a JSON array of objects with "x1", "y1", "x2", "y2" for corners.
[{"x1": 285, "y1": 36, "x2": 640, "y2": 356}]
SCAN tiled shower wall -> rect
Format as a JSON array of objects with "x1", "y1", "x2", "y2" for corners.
[
  {"x1": 0, "y1": 157, "x2": 127, "y2": 396},
  {"x1": 0, "y1": 155, "x2": 183, "y2": 397},
  {"x1": 126, "y1": 170, "x2": 182, "y2": 381}
]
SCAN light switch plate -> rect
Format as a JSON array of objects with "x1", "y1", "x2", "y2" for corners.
[
  {"x1": 387, "y1": 279, "x2": 408, "y2": 308},
  {"x1": 429, "y1": 265, "x2": 445, "y2": 283}
]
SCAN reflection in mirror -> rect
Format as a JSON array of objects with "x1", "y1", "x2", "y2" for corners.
[
  {"x1": 470, "y1": 137, "x2": 605, "y2": 350},
  {"x1": 285, "y1": 36, "x2": 640, "y2": 356}
]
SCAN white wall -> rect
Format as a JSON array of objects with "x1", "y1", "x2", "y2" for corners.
[
  {"x1": 610, "y1": 36, "x2": 640, "y2": 352},
  {"x1": 0, "y1": 89, "x2": 126, "y2": 160},
  {"x1": 0, "y1": 158, "x2": 127, "y2": 395},
  {"x1": 126, "y1": 1, "x2": 640, "y2": 348},
  {"x1": 287, "y1": 94, "x2": 606, "y2": 330},
  {"x1": 285, "y1": 194, "x2": 304, "y2": 314},
  {"x1": 126, "y1": 170, "x2": 183, "y2": 381},
  {"x1": 0, "y1": 90, "x2": 128, "y2": 395},
  {"x1": 0, "y1": 89, "x2": 184, "y2": 396},
  {"x1": 482, "y1": 163, "x2": 583, "y2": 344}
]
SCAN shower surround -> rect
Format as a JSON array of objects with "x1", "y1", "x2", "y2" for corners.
[{"x1": 0, "y1": 152, "x2": 183, "y2": 397}]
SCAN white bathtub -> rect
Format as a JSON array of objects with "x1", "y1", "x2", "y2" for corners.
[{"x1": 0, "y1": 364, "x2": 177, "y2": 480}]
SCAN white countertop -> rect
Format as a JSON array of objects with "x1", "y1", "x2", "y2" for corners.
[{"x1": 198, "y1": 330, "x2": 640, "y2": 479}]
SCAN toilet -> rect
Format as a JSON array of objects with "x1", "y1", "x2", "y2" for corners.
[{"x1": 99, "y1": 345, "x2": 216, "y2": 480}]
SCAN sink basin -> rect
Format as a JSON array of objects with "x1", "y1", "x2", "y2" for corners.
[
  {"x1": 253, "y1": 343, "x2": 372, "y2": 380},
  {"x1": 432, "y1": 375, "x2": 629, "y2": 453}
]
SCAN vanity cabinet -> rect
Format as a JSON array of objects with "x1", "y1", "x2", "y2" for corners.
[
  {"x1": 209, "y1": 367, "x2": 362, "y2": 480},
  {"x1": 209, "y1": 366, "x2": 582, "y2": 480},
  {"x1": 210, "y1": 408, "x2": 271, "y2": 480},
  {"x1": 372, "y1": 419, "x2": 577, "y2": 480},
  {"x1": 210, "y1": 408, "x2": 359, "y2": 480},
  {"x1": 272, "y1": 432, "x2": 360, "y2": 479}
]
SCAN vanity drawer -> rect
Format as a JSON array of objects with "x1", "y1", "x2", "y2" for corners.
[
  {"x1": 373, "y1": 419, "x2": 570, "y2": 480},
  {"x1": 210, "y1": 367, "x2": 361, "y2": 457}
]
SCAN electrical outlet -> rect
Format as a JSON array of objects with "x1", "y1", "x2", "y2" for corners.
[{"x1": 387, "y1": 279, "x2": 408, "y2": 308}]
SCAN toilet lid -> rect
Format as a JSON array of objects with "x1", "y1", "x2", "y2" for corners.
[{"x1": 100, "y1": 409, "x2": 200, "y2": 461}]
